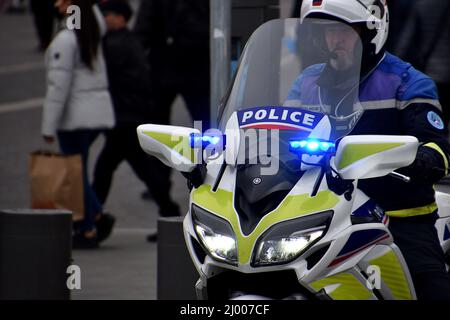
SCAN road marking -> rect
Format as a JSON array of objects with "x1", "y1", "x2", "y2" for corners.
[
  {"x1": 0, "y1": 61, "x2": 44, "y2": 76},
  {"x1": 0, "y1": 97, "x2": 44, "y2": 114}
]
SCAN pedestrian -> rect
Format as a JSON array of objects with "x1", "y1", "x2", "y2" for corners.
[
  {"x1": 134, "y1": 0, "x2": 210, "y2": 129},
  {"x1": 288, "y1": 0, "x2": 450, "y2": 299},
  {"x1": 41, "y1": 0, "x2": 115, "y2": 249},
  {"x1": 133, "y1": 0, "x2": 210, "y2": 241},
  {"x1": 92, "y1": 0, "x2": 181, "y2": 238},
  {"x1": 390, "y1": 0, "x2": 450, "y2": 132}
]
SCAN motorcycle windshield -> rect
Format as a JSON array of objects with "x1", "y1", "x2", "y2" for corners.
[{"x1": 218, "y1": 18, "x2": 365, "y2": 142}]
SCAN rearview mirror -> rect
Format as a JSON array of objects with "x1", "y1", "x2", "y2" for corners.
[
  {"x1": 334, "y1": 135, "x2": 419, "y2": 180},
  {"x1": 137, "y1": 124, "x2": 200, "y2": 172}
]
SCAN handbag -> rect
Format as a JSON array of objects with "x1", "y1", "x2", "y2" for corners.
[{"x1": 29, "y1": 151, "x2": 84, "y2": 221}]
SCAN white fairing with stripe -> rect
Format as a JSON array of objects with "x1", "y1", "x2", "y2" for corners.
[
  {"x1": 335, "y1": 135, "x2": 419, "y2": 180},
  {"x1": 137, "y1": 124, "x2": 200, "y2": 172}
]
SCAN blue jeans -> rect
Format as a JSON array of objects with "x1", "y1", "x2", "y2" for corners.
[{"x1": 58, "y1": 129, "x2": 102, "y2": 233}]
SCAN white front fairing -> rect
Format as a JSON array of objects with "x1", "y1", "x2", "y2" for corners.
[
  {"x1": 183, "y1": 158, "x2": 416, "y2": 299},
  {"x1": 182, "y1": 112, "x2": 415, "y2": 300}
]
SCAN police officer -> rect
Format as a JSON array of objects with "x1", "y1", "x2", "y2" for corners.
[{"x1": 289, "y1": 0, "x2": 450, "y2": 299}]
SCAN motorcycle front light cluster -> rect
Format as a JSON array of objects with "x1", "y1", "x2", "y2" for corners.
[
  {"x1": 252, "y1": 211, "x2": 333, "y2": 267},
  {"x1": 254, "y1": 227, "x2": 325, "y2": 265},
  {"x1": 192, "y1": 204, "x2": 238, "y2": 265}
]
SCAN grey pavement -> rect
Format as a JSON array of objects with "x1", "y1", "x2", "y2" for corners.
[{"x1": 0, "y1": 10, "x2": 192, "y2": 300}]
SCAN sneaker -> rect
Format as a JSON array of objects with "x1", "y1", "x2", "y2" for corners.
[
  {"x1": 72, "y1": 233, "x2": 99, "y2": 249},
  {"x1": 96, "y1": 213, "x2": 116, "y2": 243}
]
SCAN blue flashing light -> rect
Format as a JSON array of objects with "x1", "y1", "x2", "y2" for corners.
[
  {"x1": 203, "y1": 136, "x2": 220, "y2": 145},
  {"x1": 289, "y1": 139, "x2": 335, "y2": 155},
  {"x1": 190, "y1": 133, "x2": 226, "y2": 149},
  {"x1": 307, "y1": 141, "x2": 319, "y2": 151},
  {"x1": 290, "y1": 141, "x2": 302, "y2": 149}
]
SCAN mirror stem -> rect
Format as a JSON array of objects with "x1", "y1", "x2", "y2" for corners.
[{"x1": 389, "y1": 171, "x2": 411, "y2": 183}]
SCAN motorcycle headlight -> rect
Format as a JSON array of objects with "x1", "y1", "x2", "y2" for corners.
[
  {"x1": 252, "y1": 211, "x2": 333, "y2": 267},
  {"x1": 192, "y1": 204, "x2": 238, "y2": 265}
]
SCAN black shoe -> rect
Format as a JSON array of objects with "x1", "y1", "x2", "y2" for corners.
[
  {"x1": 72, "y1": 233, "x2": 99, "y2": 249},
  {"x1": 96, "y1": 213, "x2": 116, "y2": 243},
  {"x1": 141, "y1": 190, "x2": 153, "y2": 200},
  {"x1": 146, "y1": 231, "x2": 158, "y2": 242}
]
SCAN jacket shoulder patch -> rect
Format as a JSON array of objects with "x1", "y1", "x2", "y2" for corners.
[{"x1": 427, "y1": 111, "x2": 445, "y2": 130}]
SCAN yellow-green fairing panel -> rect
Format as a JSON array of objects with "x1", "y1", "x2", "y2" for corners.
[
  {"x1": 192, "y1": 184, "x2": 339, "y2": 264},
  {"x1": 310, "y1": 273, "x2": 373, "y2": 300},
  {"x1": 369, "y1": 250, "x2": 413, "y2": 300},
  {"x1": 337, "y1": 143, "x2": 404, "y2": 170},
  {"x1": 143, "y1": 131, "x2": 197, "y2": 163}
]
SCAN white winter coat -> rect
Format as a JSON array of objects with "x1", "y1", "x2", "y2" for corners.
[{"x1": 41, "y1": 16, "x2": 115, "y2": 136}]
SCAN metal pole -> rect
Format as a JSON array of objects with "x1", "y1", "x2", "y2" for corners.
[{"x1": 210, "y1": 0, "x2": 231, "y2": 129}]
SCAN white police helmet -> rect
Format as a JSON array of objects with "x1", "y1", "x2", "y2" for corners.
[{"x1": 300, "y1": 0, "x2": 389, "y2": 55}]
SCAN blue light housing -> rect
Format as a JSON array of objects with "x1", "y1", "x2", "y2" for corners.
[
  {"x1": 289, "y1": 139, "x2": 335, "y2": 155},
  {"x1": 190, "y1": 133, "x2": 226, "y2": 149}
]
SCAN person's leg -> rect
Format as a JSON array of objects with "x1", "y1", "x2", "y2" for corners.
[
  {"x1": 388, "y1": 213, "x2": 450, "y2": 300},
  {"x1": 58, "y1": 130, "x2": 102, "y2": 236},
  {"x1": 92, "y1": 129, "x2": 126, "y2": 205},
  {"x1": 141, "y1": 86, "x2": 178, "y2": 201},
  {"x1": 85, "y1": 130, "x2": 103, "y2": 216},
  {"x1": 151, "y1": 86, "x2": 177, "y2": 125},
  {"x1": 124, "y1": 126, "x2": 181, "y2": 217},
  {"x1": 181, "y1": 84, "x2": 210, "y2": 130}
]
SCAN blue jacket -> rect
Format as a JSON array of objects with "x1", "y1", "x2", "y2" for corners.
[{"x1": 287, "y1": 52, "x2": 449, "y2": 217}]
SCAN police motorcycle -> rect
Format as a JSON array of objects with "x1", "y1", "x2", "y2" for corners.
[{"x1": 137, "y1": 18, "x2": 450, "y2": 300}]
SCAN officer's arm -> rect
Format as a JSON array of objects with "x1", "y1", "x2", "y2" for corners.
[
  {"x1": 284, "y1": 74, "x2": 304, "y2": 107},
  {"x1": 398, "y1": 79, "x2": 450, "y2": 184}
]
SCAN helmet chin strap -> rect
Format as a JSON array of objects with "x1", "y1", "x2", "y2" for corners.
[{"x1": 361, "y1": 46, "x2": 385, "y2": 78}]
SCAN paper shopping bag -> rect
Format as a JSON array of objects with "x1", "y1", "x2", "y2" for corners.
[{"x1": 29, "y1": 151, "x2": 84, "y2": 221}]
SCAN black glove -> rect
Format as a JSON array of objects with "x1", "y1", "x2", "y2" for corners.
[{"x1": 397, "y1": 145, "x2": 447, "y2": 184}]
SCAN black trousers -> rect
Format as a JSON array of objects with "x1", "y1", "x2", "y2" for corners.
[
  {"x1": 151, "y1": 83, "x2": 210, "y2": 129},
  {"x1": 92, "y1": 126, "x2": 175, "y2": 212},
  {"x1": 388, "y1": 212, "x2": 450, "y2": 300},
  {"x1": 145, "y1": 82, "x2": 210, "y2": 207}
]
